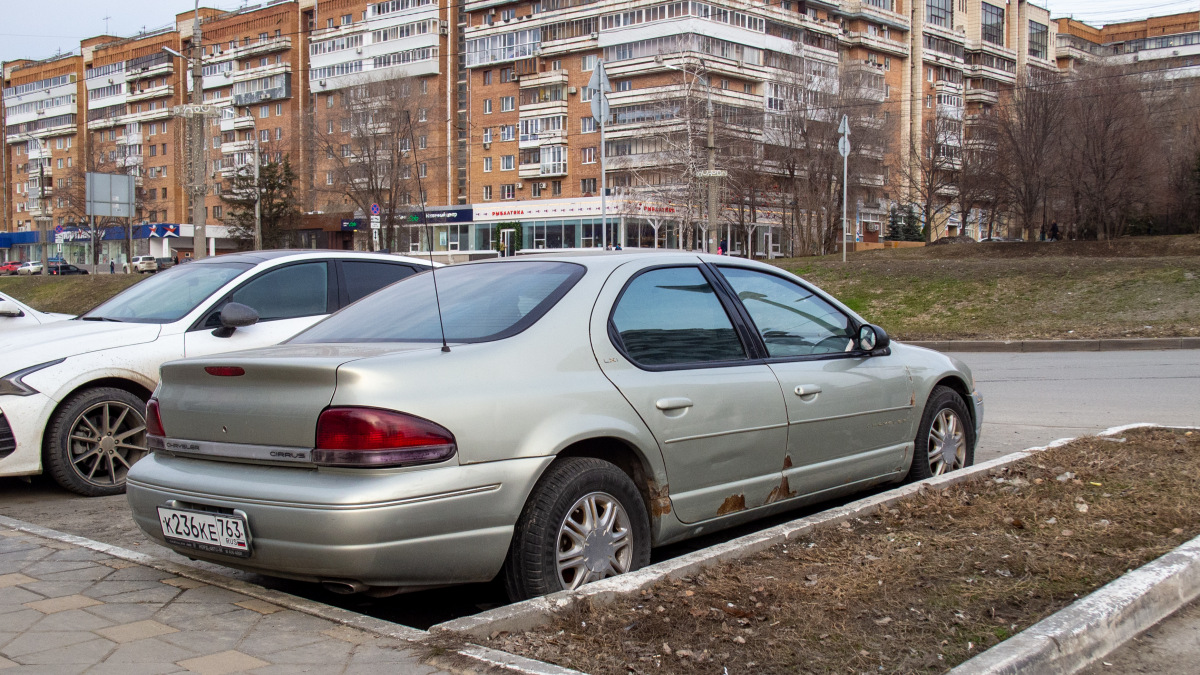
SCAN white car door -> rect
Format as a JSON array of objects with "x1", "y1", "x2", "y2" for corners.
[{"x1": 184, "y1": 261, "x2": 334, "y2": 358}]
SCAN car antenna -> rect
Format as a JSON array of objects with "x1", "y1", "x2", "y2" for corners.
[{"x1": 405, "y1": 108, "x2": 450, "y2": 352}]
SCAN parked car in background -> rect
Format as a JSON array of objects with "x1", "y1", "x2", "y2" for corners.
[
  {"x1": 0, "y1": 250, "x2": 435, "y2": 496},
  {"x1": 48, "y1": 263, "x2": 88, "y2": 276},
  {"x1": 131, "y1": 256, "x2": 158, "y2": 273},
  {"x1": 0, "y1": 291, "x2": 72, "y2": 332},
  {"x1": 15, "y1": 261, "x2": 42, "y2": 275},
  {"x1": 1, "y1": 261, "x2": 22, "y2": 275},
  {"x1": 127, "y1": 253, "x2": 984, "y2": 600},
  {"x1": 155, "y1": 257, "x2": 175, "y2": 270}
]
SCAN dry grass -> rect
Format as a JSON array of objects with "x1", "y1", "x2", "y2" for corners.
[
  {"x1": 482, "y1": 428, "x2": 1200, "y2": 674},
  {"x1": 0, "y1": 274, "x2": 143, "y2": 316},
  {"x1": 776, "y1": 235, "x2": 1200, "y2": 341}
]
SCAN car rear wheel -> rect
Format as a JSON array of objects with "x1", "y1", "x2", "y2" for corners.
[
  {"x1": 503, "y1": 457, "x2": 651, "y2": 601},
  {"x1": 907, "y1": 385, "x2": 974, "y2": 482},
  {"x1": 45, "y1": 387, "x2": 149, "y2": 497}
]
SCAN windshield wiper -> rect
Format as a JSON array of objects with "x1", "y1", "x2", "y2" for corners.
[{"x1": 80, "y1": 316, "x2": 122, "y2": 322}]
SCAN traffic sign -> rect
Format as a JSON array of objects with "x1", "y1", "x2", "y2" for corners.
[
  {"x1": 370, "y1": 203, "x2": 381, "y2": 216},
  {"x1": 588, "y1": 62, "x2": 612, "y2": 125},
  {"x1": 54, "y1": 225, "x2": 63, "y2": 235},
  {"x1": 370, "y1": 215, "x2": 381, "y2": 229},
  {"x1": 838, "y1": 135, "x2": 851, "y2": 158},
  {"x1": 838, "y1": 115, "x2": 851, "y2": 136}
]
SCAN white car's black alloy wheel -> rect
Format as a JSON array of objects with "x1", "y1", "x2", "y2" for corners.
[{"x1": 46, "y1": 387, "x2": 149, "y2": 496}]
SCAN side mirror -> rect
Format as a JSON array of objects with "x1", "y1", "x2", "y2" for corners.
[
  {"x1": 212, "y1": 302, "x2": 259, "y2": 338},
  {"x1": 857, "y1": 324, "x2": 890, "y2": 353},
  {"x1": 0, "y1": 300, "x2": 24, "y2": 318}
]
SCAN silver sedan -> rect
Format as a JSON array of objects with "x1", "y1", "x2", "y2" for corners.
[{"x1": 127, "y1": 253, "x2": 983, "y2": 600}]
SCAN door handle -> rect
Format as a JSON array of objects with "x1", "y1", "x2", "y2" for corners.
[
  {"x1": 794, "y1": 385, "x2": 822, "y2": 397},
  {"x1": 655, "y1": 397, "x2": 694, "y2": 411}
]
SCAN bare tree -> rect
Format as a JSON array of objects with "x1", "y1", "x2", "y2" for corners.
[
  {"x1": 308, "y1": 76, "x2": 435, "y2": 251},
  {"x1": 896, "y1": 103, "x2": 961, "y2": 242},
  {"x1": 992, "y1": 76, "x2": 1064, "y2": 241},
  {"x1": 59, "y1": 128, "x2": 147, "y2": 265},
  {"x1": 954, "y1": 111, "x2": 1002, "y2": 239}
]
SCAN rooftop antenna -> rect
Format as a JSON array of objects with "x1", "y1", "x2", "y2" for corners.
[
  {"x1": 103, "y1": 15, "x2": 111, "y2": 33},
  {"x1": 405, "y1": 107, "x2": 450, "y2": 353}
]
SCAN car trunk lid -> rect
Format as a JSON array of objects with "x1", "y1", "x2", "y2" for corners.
[{"x1": 154, "y1": 343, "x2": 438, "y2": 456}]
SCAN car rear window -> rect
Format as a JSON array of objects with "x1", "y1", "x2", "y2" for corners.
[{"x1": 291, "y1": 261, "x2": 584, "y2": 344}]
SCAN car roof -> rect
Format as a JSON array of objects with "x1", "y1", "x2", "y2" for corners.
[
  {"x1": 458, "y1": 250, "x2": 783, "y2": 275},
  {"x1": 192, "y1": 249, "x2": 435, "y2": 267}
]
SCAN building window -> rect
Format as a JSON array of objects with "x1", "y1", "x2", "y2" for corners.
[
  {"x1": 484, "y1": 99, "x2": 493, "y2": 113},
  {"x1": 501, "y1": 184, "x2": 516, "y2": 199},
  {"x1": 581, "y1": 178, "x2": 597, "y2": 193},
  {"x1": 326, "y1": 171, "x2": 333, "y2": 185},
  {"x1": 981, "y1": 3, "x2": 1005, "y2": 46},
  {"x1": 483, "y1": 70, "x2": 492, "y2": 85},
  {"x1": 483, "y1": 185, "x2": 493, "y2": 200},
  {"x1": 149, "y1": 146, "x2": 157, "y2": 157},
  {"x1": 275, "y1": 128, "x2": 282, "y2": 140},
  {"x1": 260, "y1": 129, "x2": 270, "y2": 143},
  {"x1": 581, "y1": 54, "x2": 597, "y2": 71},
  {"x1": 581, "y1": 86, "x2": 592, "y2": 102},
  {"x1": 260, "y1": 105, "x2": 269, "y2": 118},
  {"x1": 500, "y1": 67, "x2": 513, "y2": 82},
  {"x1": 581, "y1": 117, "x2": 596, "y2": 133},
  {"x1": 421, "y1": 79, "x2": 428, "y2": 94},
  {"x1": 616, "y1": 80, "x2": 632, "y2": 92},
  {"x1": 501, "y1": 125, "x2": 515, "y2": 141},
  {"x1": 419, "y1": 163, "x2": 427, "y2": 178},
  {"x1": 418, "y1": 135, "x2": 427, "y2": 149},
  {"x1": 581, "y1": 147, "x2": 596, "y2": 164},
  {"x1": 1028, "y1": 21, "x2": 1049, "y2": 59},
  {"x1": 502, "y1": 155, "x2": 515, "y2": 170},
  {"x1": 531, "y1": 182, "x2": 542, "y2": 197},
  {"x1": 342, "y1": 14, "x2": 352, "y2": 25},
  {"x1": 926, "y1": 0, "x2": 952, "y2": 28},
  {"x1": 484, "y1": 157, "x2": 493, "y2": 172},
  {"x1": 552, "y1": 180, "x2": 562, "y2": 196},
  {"x1": 418, "y1": 108, "x2": 427, "y2": 122},
  {"x1": 501, "y1": 96, "x2": 515, "y2": 112},
  {"x1": 483, "y1": 128, "x2": 493, "y2": 143}
]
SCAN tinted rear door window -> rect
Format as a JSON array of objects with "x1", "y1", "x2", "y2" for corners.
[
  {"x1": 611, "y1": 266, "x2": 747, "y2": 366},
  {"x1": 341, "y1": 261, "x2": 419, "y2": 305}
]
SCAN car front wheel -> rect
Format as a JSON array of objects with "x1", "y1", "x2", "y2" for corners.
[
  {"x1": 503, "y1": 457, "x2": 651, "y2": 601},
  {"x1": 907, "y1": 385, "x2": 974, "y2": 482},
  {"x1": 44, "y1": 387, "x2": 150, "y2": 496}
]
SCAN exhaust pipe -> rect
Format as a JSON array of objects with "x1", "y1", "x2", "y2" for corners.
[{"x1": 321, "y1": 580, "x2": 368, "y2": 595}]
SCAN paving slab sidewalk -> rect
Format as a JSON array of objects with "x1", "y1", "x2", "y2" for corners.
[
  {"x1": 0, "y1": 524, "x2": 450, "y2": 674},
  {"x1": 1081, "y1": 598, "x2": 1200, "y2": 675}
]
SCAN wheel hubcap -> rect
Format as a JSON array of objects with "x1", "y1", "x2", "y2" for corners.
[
  {"x1": 67, "y1": 401, "x2": 147, "y2": 488},
  {"x1": 556, "y1": 492, "x2": 633, "y2": 590},
  {"x1": 927, "y1": 408, "x2": 966, "y2": 476}
]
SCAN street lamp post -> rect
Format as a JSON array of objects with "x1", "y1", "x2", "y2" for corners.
[
  {"x1": 20, "y1": 134, "x2": 51, "y2": 275},
  {"x1": 163, "y1": 0, "x2": 209, "y2": 260}
]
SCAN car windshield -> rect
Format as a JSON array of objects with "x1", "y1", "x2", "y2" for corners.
[
  {"x1": 292, "y1": 261, "x2": 584, "y2": 343},
  {"x1": 81, "y1": 262, "x2": 251, "y2": 324}
]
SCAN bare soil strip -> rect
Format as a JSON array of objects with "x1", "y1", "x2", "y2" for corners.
[{"x1": 479, "y1": 429, "x2": 1200, "y2": 674}]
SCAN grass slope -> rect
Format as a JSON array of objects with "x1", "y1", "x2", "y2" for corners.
[{"x1": 0, "y1": 274, "x2": 143, "y2": 316}]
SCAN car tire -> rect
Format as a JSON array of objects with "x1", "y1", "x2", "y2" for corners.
[
  {"x1": 503, "y1": 457, "x2": 651, "y2": 602},
  {"x1": 906, "y1": 385, "x2": 974, "y2": 482},
  {"x1": 44, "y1": 387, "x2": 150, "y2": 497}
]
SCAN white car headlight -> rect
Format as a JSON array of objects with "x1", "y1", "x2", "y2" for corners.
[{"x1": 0, "y1": 358, "x2": 65, "y2": 397}]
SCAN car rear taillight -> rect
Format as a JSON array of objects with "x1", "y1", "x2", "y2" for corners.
[
  {"x1": 146, "y1": 398, "x2": 166, "y2": 437},
  {"x1": 313, "y1": 407, "x2": 457, "y2": 468}
]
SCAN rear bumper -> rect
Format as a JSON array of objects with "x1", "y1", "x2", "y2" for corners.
[{"x1": 126, "y1": 453, "x2": 554, "y2": 588}]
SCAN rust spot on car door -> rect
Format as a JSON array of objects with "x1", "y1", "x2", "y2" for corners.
[
  {"x1": 717, "y1": 494, "x2": 746, "y2": 515},
  {"x1": 765, "y1": 455, "x2": 798, "y2": 504},
  {"x1": 647, "y1": 481, "x2": 672, "y2": 518}
]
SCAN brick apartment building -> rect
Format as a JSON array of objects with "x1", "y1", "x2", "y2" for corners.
[{"x1": 10, "y1": 0, "x2": 1167, "y2": 262}]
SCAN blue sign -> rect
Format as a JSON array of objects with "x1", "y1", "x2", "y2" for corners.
[
  {"x1": 370, "y1": 204, "x2": 381, "y2": 216},
  {"x1": 341, "y1": 219, "x2": 360, "y2": 231},
  {"x1": 406, "y1": 208, "x2": 473, "y2": 225}
]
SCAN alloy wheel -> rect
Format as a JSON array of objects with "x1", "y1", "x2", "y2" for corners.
[
  {"x1": 66, "y1": 400, "x2": 147, "y2": 488},
  {"x1": 927, "y1": 408, "x2": 966, "y2": 475},
  {"x1": 556, "y1": 491, "x2": 633, "y2": 590}
]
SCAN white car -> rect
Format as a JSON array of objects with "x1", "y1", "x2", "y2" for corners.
[
  {"x1": 0, "y1": 291, "x2": 72, "y2": 331},
  {"x1": 130, "y1": 256, "x2": 158, "y2": 273},
  {"x1": 15, "y1": 261, "x2": 42, "y2": 275},
  {"x1": 0, "y1": 250, "x2": 434, "y2": 496}
]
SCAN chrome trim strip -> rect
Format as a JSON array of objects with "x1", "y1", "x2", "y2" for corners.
[
  {"x1": 787, "y1": 404, "x2": 914, "y2": 426},
  {"x1": 127, "y1": 478, "x2": 503, "y2": 511},
  {"x1": 152, "y1": 437, "x2": 314, "y2": 464},
  {"x1": 664, "y1": 422, "x2": 790, "y2": 444}
]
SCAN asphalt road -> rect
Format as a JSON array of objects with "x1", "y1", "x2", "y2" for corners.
[{"x1": 1, "y1": 349, "x2": 1196, "y2": 628}]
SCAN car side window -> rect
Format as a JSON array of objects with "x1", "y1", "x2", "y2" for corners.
[
  {"x1": 341, "y1": 261, "x2": 419, "y2": 305},
  {"x1": 228, "y1": 262, "x2": 329, "y2": 322},
  {"x1": 718, "y1": 266, "x2": 854, "y2": 357},
  {"x1": 611, "y1": 266, "x2": 746, "y2": 366}
]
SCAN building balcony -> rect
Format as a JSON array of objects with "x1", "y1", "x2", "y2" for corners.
[
  {"x1": 116, "y1": 132, "x2": 143, "y2": 145},
  {"x1": 965, "y1": 88, "x2": 999, "y2": 104},
  {"x1": 937, "y1": 104, "x2": 964, "y2": 121},
  {"x1": 518, "y1": 69, "x2": 568, "y2": 88},
  {"x1": 221, "y1": 139, "x2": 255, "y2": 155},
  {"x1": 231, "y1": 74, "x2": 291, "y2": 107},
  {"x1": 518, "y1": 99, "x2": 568, "y2": 118},
  {"x1": 26, "y1": 145, "x2": 52, "y2": 160},
  {"x1": 25, "y1": 183, "x2": 52, "y2": 197},
  {"x1": 538, "y1": 162, "x2": 567, "y2": 177},
  {"x1": 126, "y1": 60, "x2": 173, "y2": 81},
  {"x1": 220, "y1": 114, "x2": 255, "y2": 133},
  {"x1": 120, "y1": 155, "x2": 143, "y2": 168},
  {"x1": 127, "y1": 84, "x2": 173, "y2": 104},
  {"x1": 845, "y1": 31, "x2": 910, "y2": 57},
  {"x1": 226, "y1": 36, "x2": 292, "y2": 61},
  {"x1": 518, "y1": 128, "x2": 566, "y2": 149},
  {"x1": 26, "y1": 163, "x2": 52, "y2": 177},
  {"x1": 518, "y1": 162, "x2": 541, "y2": 179}
]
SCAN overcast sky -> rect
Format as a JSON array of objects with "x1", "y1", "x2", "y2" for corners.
[{"x1": 2, "y1": 0, "x2": 1198, "y2": 65}]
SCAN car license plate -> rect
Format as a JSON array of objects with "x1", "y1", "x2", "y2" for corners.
[{"x1": 157, "y1": 506, "x2": 251, "y2": 558}]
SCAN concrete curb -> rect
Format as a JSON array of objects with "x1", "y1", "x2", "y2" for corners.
[
  {"x1": 905, "y1": 337, "x2": 1200, "y2": 352},
  {"x1": 948, "y1": 532, "x2": 1200, "y2": 675},
  {"x1": 0, "y1": 514, "x2": 583, "y2": 675},
  {"x1": 431, "y1": 423, "x2": 1173, "y2": 639}
]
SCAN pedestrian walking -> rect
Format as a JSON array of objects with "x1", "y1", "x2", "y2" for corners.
[
  {"x1": 109, "y1": 260, "x2": 115, "y2": 274},
  {"x1": 1050, "y1": 221, "x2": 1059, "y2": 241}
]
